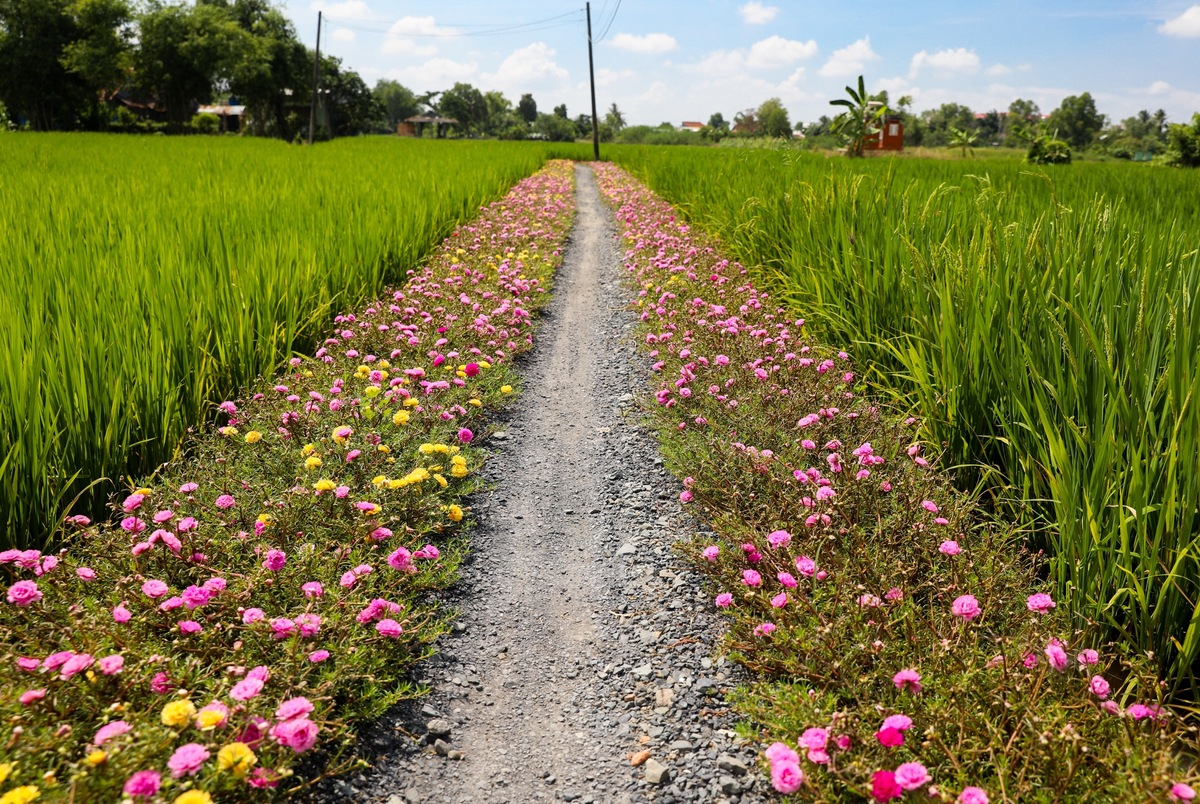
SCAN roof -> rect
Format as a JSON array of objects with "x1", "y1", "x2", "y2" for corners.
[
  {"x1": 404, "y1": 115, "x2": 459, "y2": 124},
  {"x1": 198, "y1": 105, "x2": 245, "y2": 116},
  {"x1": 680, "y1": 121, "x2": 703, "y2": 128}
]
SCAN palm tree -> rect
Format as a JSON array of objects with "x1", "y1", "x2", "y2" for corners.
[
  {"x1": 829, "y1": 75, "x2": 886, "y2": 157},
  {"x1": 605, "y1": 102, "x2": 625, "y2": 132}
]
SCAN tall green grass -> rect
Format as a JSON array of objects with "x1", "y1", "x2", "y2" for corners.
[
  {"x1": 0, "y1": 134, "x2": 578, "y2": 549},
  {"x1": 610, "y1": 145, "x2": 1200, "y2": 697}
]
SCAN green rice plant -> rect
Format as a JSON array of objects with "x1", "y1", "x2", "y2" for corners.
[
  {"x1": 0, "y1": 134, "x2": 583, "y2": 550},
  {"x1": 609, "y1": 145, "x2": 1200, "y2": 698}
]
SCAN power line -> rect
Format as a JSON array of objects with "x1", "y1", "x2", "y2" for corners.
[
  {"x1": 595, "y1": 0, "x2": 622, "y2": 42},
  {"x1": 322, "y1": 10, "x2": 584, "y2": 39}
]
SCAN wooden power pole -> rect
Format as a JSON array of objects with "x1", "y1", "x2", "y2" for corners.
[
  {"x1": 308, "y1": 11, "x2": 322, "y2": 145},
  {"x1": 586, "y1": 2, "x2": 599, "y2": 160}
]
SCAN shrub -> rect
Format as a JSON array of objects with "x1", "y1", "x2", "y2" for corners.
[
  {"x1": 1163, "y1": 113, "x2": 1200, "y2": 167},
  {"x1": 192, "y1": 113, "x2": 221, "y2": 135}
]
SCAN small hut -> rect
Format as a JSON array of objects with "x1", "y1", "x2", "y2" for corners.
[{"x1": 399, "y1": 115, "x2": 459, "y2": 138}]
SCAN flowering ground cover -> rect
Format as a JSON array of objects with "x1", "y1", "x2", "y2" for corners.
[
  {"x1": 0, "y1": 160, "x2": 575, "y2": 803},
  {"x1": 592, "y1": 161, "x2": 1199, "y2": 802}
]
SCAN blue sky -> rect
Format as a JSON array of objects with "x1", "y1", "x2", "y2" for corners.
[{"x1": 282, "y1": 0, "x2": 1200, "y2": 126}]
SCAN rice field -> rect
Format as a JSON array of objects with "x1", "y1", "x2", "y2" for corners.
[
  {"x1": 609, "y1": 145, "x2": 1200, "y2": 697},
  {"x1": 0, "y1": 134, "x2": 582, "y2": 550}
]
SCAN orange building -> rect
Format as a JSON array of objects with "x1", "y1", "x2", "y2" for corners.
[{"x1": 863, "y1": 115, "x2": 904, "y2": 151}]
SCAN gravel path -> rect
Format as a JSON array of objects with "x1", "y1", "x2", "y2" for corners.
[{"x1": 311, "y1": 165, "x2": 766, "y2": 804}]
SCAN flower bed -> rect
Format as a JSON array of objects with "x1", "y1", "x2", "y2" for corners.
[
  {"x1": 0, "y1": 161, "x2": 575, "y2": 803},
  {"x1": 592, "y1": 161, "x2": 1198, "y2": 803}
]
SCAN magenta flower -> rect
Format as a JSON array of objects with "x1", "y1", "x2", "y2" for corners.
[
  {"x1": 795, "y1": 556, "x2": 816, "y2": 577},
  {"x1": 921, "y1": 500, "x2": 939, "y2": 513},
  {"x1": 181, "y1": 585, "x2": 210, "y2": 610},
  {"x1": 457, "y1": 427, "x2": 473, "y2": 443},
  {"x1": 261, "y1": 549, "x2": 287, "y2": 571},
  {"x1": 766, "y1": 741, "x2": 800, "y2": 764},
  {"x1": 1090, "y1": 675, "x2": 1111, "y2": 699},
  {"x1": 770, "y1": 592, "x2": 788, "y2": 608},
  {"x1": 715, "y1": 592, "x2": 733, "y2": 608},
  {"x1": 753, "y1": 622, "x2": 776, "y2": 636},
  {"x1": 230, "y1": 676, "x2": 264, "y2": 701},
  {"x1": 766, "y1": 529, "x2": 791, "y2": 549},
  {"x1": 871, "y1": 770, "x2": 903, "y2": 802},
  {"x1": 939, "y1": 540, "x2": 961, "y2": 555},
  {"x1": 881, "y1": 714, "x2": 912, "y2": 732},
  {"x1": 1171, "y1": 783, "x2": 1197, "y2": 801},
  {"x1": 894, "y1": 762, "x2": 931, "y2": 791},
  {"x1": 76, "y1": 567, "x2": 96, "y2": 581},
  {"x1": 168, "y1": 742, "x2": 210, "y2": 777},
  {"x1": 376, "y1": 618, "x2": 404, "y2": 637},
  {"x1": 242, "y1": 607, "x2": 265, "y2": 624},
  {"x1": 1027, "y1": 592, "x2": 1056, "y2": 613},
  {"x1": 302, "y1": 581, "x2": 324, "y2": 598},
  {"x1": 60, "y1": 653, "x2": 94, "y2": 679},
  {"x1": 876, "y1": 727, "x2": 904, "y2": 747},
  {"x1": 1045, "y1": 642, "x2": 1069, "y2": 671},
  {"x1": 892, "y1": 668, "x2": 921, "y2": 693},
  {"x1": 1078, "y1": 649, "x2": 1100, "y2": 665},
  {"x1": 215, "y1": 494, "x2": 236, "y2": 509},
  {"x1": 6, "y1": 580, "x2": 42, "y2": 607},
  {"x1": 112, "y1": 602, "x2": 132, "y2": 623},
  {"x1": 270, "y1": 617, "x2": 296, "y2": 639},
  {"x1": 951, "y1": 594, "x2": 981, "y2": 620},
  {"x1": 98, "y1": 654, "x2": 124, "y2": 675},
  {"x1": 308, "y1": 649, "x2": 331, "y2": 663},
  {"x1": 179, "y1": 620, "x2": 203, "y2": 635},
  {"x1": 959, "y1": 787, "x2": 991, "y2": 804},
  {"x1": 276, "y1": 696, "x2": 315, "y2": 721},
  {"x1": 741, "y1": 569, "x2": 762, "y2": 587},
  {"x1": 19, "y1": 689, "x2": 46, "y2": 705},
  {"x1": 702, "y1": 545, "x2": 719, "y2": 561},
  {"x1": 93, "y1": 720, "x2": 131, "y2": 746},
  {"x1": 141, "y1": 579, "x2": 168, "y2": 598},
  {"x1": 770, "y1": 760, "x2": 804, "y2": 794},
  {"x1": 123, "y1": 770, "x2": 161, "y2": 798}
]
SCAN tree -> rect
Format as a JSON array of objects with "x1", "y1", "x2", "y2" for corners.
[
  {"x1": 533, "y1": 111, "x2": 575, "y2": 142},
  {"x1": 481, "y1": 90, "x2": 516, "y2": 137},
  {"x1": 440, "y1": 82, "x2": 486, "y2": 134},
  {"x1": 1163, "y1": 113, "x2": 1200, "y2": 167},
  {"x1": 0, "y1": 0, "x2": 92, "y2": 129},
  {"x1": 373, "y1": 79, "x2": 419, "y2": 131},
  {"x1": 553, "y1": 103, "x2": 567, "y2": 119},
  {"x1": 517, "y1": 92, "x2": 537, "y2": 123},
  {"x1": 947, "y1": 125, "x2": 979, "y2": 157},
  {"x1": 732, "y1": 108, "x2": 759, "y2": 135},
  {"x1": 919, "y1": 102, "x2": 975, "y2": 147},
  {"x1": 604, "y1": 102, "x2": 625, "y2": 132},
  {"x1": 707, "y1": 111, "x2": 728, "y2": 131},
  {"x1": 757, "y1": 96, "x2": 791, "y2": 138},
  {"x1": 573, "y1": 113, "x2": 591, "y2": 139},
  {"x1": 315, "y1": 55, "x2": 379, "y2": 137},
  {"x1": 132, "y1": 1, "x2": 252, "y2": 128},
  {"x1": 1048, "y1": 92, "x2": 1106, "y2": 150},
  {"x1": 828, "y1": 75, "x2": 886, "y2": 157},
  {"x1": 60, "y1": 0, "x2": 133, "y2": 107}
]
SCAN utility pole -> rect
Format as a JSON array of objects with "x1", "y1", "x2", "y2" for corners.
[
  {"x1": 586, "y1": 2, "x2": 599, "y2": 160},
  {"x1": 307, "y1": 10, "x2": 322, "y2": 145}
]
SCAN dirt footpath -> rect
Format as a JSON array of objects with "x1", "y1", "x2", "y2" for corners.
[{"x1": 310, "y1": 165, "x2": 765, "y2": 804}]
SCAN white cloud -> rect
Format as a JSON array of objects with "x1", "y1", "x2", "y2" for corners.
[
  {"x1": 609, "y1": 33, "x2": 678, "y2": 54},
  {"x1": 331, "y1": 27, "x2": 356, "y2": 44},
  {"x1": 481, "y1": 43, "x2": 570, "y2": 99},
  {"x1": 739, "y1": 1, "x2": 779, "y2": 25},
  {"x1": 746, "y1": 36, "x2": 818, "y2": 69},
  {"x1": 380, "y1": 16, "x2": 457, "y2": 57},
  {"x1": 387, "y1": 16, "x2": 457, "y2": 37},
  {"x1": 388, "y1": 58, "x2": 478, "y2": 92},
  {"x1": 909, "y1": 48, "x2": 980, "y2": 78},
  {"x1": 1149, "y1": 80, "x2": 1172, "y2": 95},
  {"x1": 311, "y1": 0, "x2": 373, "y2": 21},
  {"x1": 1159, "y1": 5, "x2": 1200, "y2": 37},
  {"x1": 596, "y1": 67, "x2": 636, "y2": 87},
  {"x1": 819, "y1": 36, "x2": 880, "y2": 77},
  {"x1": 985, "y1": 63, "x2": 1012, "y2": 77}
]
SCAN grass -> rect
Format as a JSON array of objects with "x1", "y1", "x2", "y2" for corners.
[
  {"x1": 0, "y1": 134, "x2": 588, "y2": 551},
  {"x1": 606, "y1": 145, "x2": 1200, "y2": 699}
]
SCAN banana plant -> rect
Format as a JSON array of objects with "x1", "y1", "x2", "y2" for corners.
[{"x1": 829, "y1": 75, "x2": 887, "y2": 157}]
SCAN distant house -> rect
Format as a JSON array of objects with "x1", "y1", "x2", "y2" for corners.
[
  {"x1": 197, "y1": 105, "x2": 245, "y2": 133},
  {"x1": 679, "y1": 121, "x2": 704, "y2": 133},
  {"x1": 399, "y1": 115, "x2": 459, "y2": 138}
]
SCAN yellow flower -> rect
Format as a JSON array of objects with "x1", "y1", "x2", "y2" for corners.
[
  {"x1": 244, "y1": 430, "x2": 262, "y2": 443},
  {"x1": 304, "y1": 456, "x2": 322, "y2": 470},
  {"x1": 135, "y1": 487, "x2": 153, "y2": 496},
  {"x1": 447, "y1": 504, "x2": 464, "y2": 522},
  {"x1": 418, "y1": 443, "x2": 435, "y2": 455},
  {"x1": 500, "y1": 385, "x2": 513, "y2": 394},
  {"x1": 218, "y1": 426, "x2": 239, "y2": 437},
  {"x1": 173, "y1": 792, "x2": 213, "y2": 804},
  {"x1": 372, "y1": 475, "x2": 389, "y2": 487},
  {"x1": 403, "y1": 397, "x2": 420, "y2": 407},
  {"x1": 360, "y1": 502, "x2": 381, "y2": 516},
  {"x1": 450, "y1": 464, "x2": 468, "y2": 479},
  {"x1": 392, "y1": 410, "x2": 410, "y2": 427},
  {"x1": 451, "y1": 455, "x2": 467, "y2": 465},
  {"x1": 468, "y1": 399, "x2": 482, "y2": 407},
  {"x1": 379, "y1": 360, "x2": 391, "y2": 369},
  {"x1": 303, "y1": 369, "x2": 313, "y2": 378},
  {"x1": 355, "y1": 365, "x2": 370, "y2": 379},
  {"x1": 0, "y1": 764, "x2": 11, "y2": 784},
  {"x1": 456, "y1": 247, "x2": 466, "y2": 256},
  {"x1": 479, "y1": 361, "x2": 491, "y2": 370},
  {"x1": 433, "y1": 444, "x2": 449, "y2": 454},
  {"x1": 377, "y1": 444, "x2": 391, "y2": 454},
  {"x1": 434, "y1": 474, "x2": 448, "y2": 488},
  {"x1": 301, "y1": 443, "x2": 316, "y2": 455},
  {"x1": 84, "y1": 750, "x2": 106, "y2": 767},
  {"x1": 0, "y1": 786, "x2": 39, "y2": 804},
  {"x1": 161, "y1": 699, "x2": 197, "y2": 728},
  {"x1": 196, "y1": 708, "x2": 225, "y2": 730},
  {"x1": 256, "y1": 513, "x2": 271, "y2": 526},
  {"x1": 216, "y1": 742, "x2": 257, "y2": 778},
  {"x1": 387, "y1": 478, "x2": 406, "y2": 490},
  {"x1": 313, "y1": 478, "x2": 335, "y2": 492},
  {"x1": 364, "y1": 386, "x2": 381, "y2": 399}
]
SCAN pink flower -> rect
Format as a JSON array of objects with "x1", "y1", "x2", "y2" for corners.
[
  {"x1": 951, "y1": 594, "x2": 981, "y2": 620},
  {"x1": 771, "y1": 592, "x2": 788, "y2": 608},
  {"x1": 1027, "y1": 592, "x2": 1055, "y2": 613},
  {"x1": 800, "y1": 728, "x2": 828, "y2": 750},
  {"x1": 702, "y1": 545, "x2": 719, "y2": 561},
  {"x1": 776, "y1": 572, "x2": 797, "y2": 589},
  {"x1": 151, "y1": 672, "x2": 174, "y2": 694},
  {"x1": 1089, "y1": 675, "x2": 1111, "y2": 699},
  {"x1": 876, "y1": 727, "x2": 904, "y2": 747},
  {"x1": 921, "y1": 500, "x2": 939, "y2": 513},
  {"x1": 881, "y1": 714, "x2": 912, "y2": 732},
  {"x1": 179, "y1": 620, "x2": 203, "y2": 634},
  {"x1": 19, "y1": 688, "x2": 46, "y2": 705},
  {"x1": 895, "y1": 762, "x2": 931, "y2": 791},
  {"x1": 248, "y1": 768, "x2": 281, "y2": 788},
  {"x1": 276, "y1": 696, "x2": 315, "y2": 721},
  {"x1": 230, "y1": 677, "x2": 264, "y2": 701},
  {"x1": 98, "y1": 654, "x2": 124, "y2": 675},
  {"x1": 93, "y1": 720, "x2": 131, "y2": 746},
  {"x1": 387, "y1": 547, "x2": 413, "y2": 571},
  {"x1": 1078, "y1": 649, "x2": 1100, "y2": 665},
  {"x1": 309, "y1": 649, "x2": 331, "y2": 663},
  {"x1": 112, "y1": 602, "x2": 132, "y2": 623},
  {"x1": 871, "y1": 770, "x2": 903, "y2": 802},
  {"x1": 141, "y1": 579, "x2": 169, "y2": 598},
  {"x1": 1127, "y1": 703, "x2": 1155, "y2": 720},
  {"x1": 766, "y1": 741, "x2": 800, "y2": 764},
  {"x1": 242, "y1": 607, "x2": 265, "y2": 624},
  {"x1": 741, "y1": 569, "x2": 762, "y2": 587},
  {"x1": 181, "y1": 585, "x2": 210, "y2": 609},
  {"x1": 939, "y1": 540, "x2": 961, "y2": 555},
  {"x1": 272, "y1": 717, "x2": 320, "y2": 752},
  {"x1": 122, "y1": 493, "x2": 145, "y2": 512},
  {"x1": 766, "y1": 529, "x2": 791, "y2": 549},
  {"x1": 795, "y1": 556, "x2": 815, "y2": 577},
  {"x1": 270, "y1": 617, "x2": 296, "y2": 639},
  {"x1": 770, "y1": 761, "x2": 804, "y2": 794},
  {"x1": 6, "y1": 580, "x2": 42, "y2": 607},
  {"x1": 215, "y1": 494, "x2": 236, "y2": 509},
  {"x1": 959, "y1": 787, "x2": 991, "y2": 804},
  {"x1": 16, "y1": 657, "x2": 39, "y2": 672},
  {"x1": 60, "y1": 653, "x2": 94, "y2": 679},
  {"x1": 296, "y1": 613, "x2": 321, "y2": 637},
  {"x1": 302, "y1": 581, "x2": 324, "y2": 598},
  {"x1": 76, "y1": 567, "x2": 96, "y2": 581},
  {"x1": 168, "y1": 742, "x2": 210, "y2": 777},
  {"x1": 123, "y1": 770, "x2": 161, "y2": 798},
  {"x1": 893, "y1": 668, "x2": 921, "y2": 693},
  {"x1": 715, "y1": 593, "x2": 733, "y2": 608},
  {"x1": 370, "y1": 527, "x2": 393, "y2": 541},
  {"x1": 753, "y1": 622, "x2": 776, "y2": 637},
  {"x1": 1171, "y1": 783, "x2": 1197, "y2": 801},
  {"x1": 376, "y1": 618, "x2": 404, "y2": 637},
  {"x1": 262, "y1": 549, "x2": 287, "y2": 571},
  {"x1": 458, "y1": 427, "x2": 473, "y2": 443},
  {"x1": 1044, "y1": 642, "x2": 1069, "y2": 671}
]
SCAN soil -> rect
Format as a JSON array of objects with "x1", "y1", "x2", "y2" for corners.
[{"x1": 306, "y1": 165, "x2": 766, "y2": 804}]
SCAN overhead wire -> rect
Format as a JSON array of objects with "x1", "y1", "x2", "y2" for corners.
[
  {"x1": 322, "y1": 10, "x2": 584, "y2": 39},
  {"x1": 594, "y1": 0, "x2": 622, "y2": 42}
]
